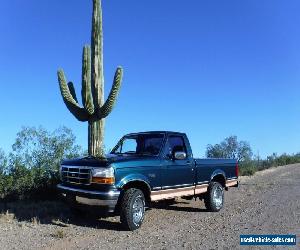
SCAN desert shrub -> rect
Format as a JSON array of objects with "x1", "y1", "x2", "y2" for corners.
[
  {"x1": 0, "y1": 126, "x2": 82, "y2": 201},
  {"x1": 0, "y1": 149, "x2": 8, "y2": 197},
  {"x1": 239, "y1": 161, "x2": 258, "y2": 176}
]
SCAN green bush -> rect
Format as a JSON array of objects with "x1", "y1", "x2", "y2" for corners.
[
  {"x1": 239, "y1": 161, "x2": 258, "y2": 176},
  {"x1": 0, "y1": 126, "x2": 82, "y2": 201}
]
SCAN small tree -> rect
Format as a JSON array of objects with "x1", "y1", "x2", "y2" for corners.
[
  {"x1": 0, "y1": 149, "x2": 7, "y2": 175},
  {"x1": 0, "y1": 149, "x2": 7, "y2": 197},
  {"x1": 10, "y1": 126, "x2": 81, "y2": 174},
  {"x1": 206, "y1": 136, "x2": 253, "y2": 161},
  {"x1": 0, "y1": 126, "x2": 82, "y2": 200}
]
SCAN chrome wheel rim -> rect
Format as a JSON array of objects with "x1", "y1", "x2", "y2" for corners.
[
  {"x1": 132, "y1": 195, "x2": 144, "y2": 225},
  {"x1": 213, "y1": 186, "x2": 223, "y2": 208}
]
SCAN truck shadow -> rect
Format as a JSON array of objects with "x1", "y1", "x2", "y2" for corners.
[
  {"x1": 0, "y1": 199, "x2": 209, "y2": 231},
  {"x1": 52, "y1": 215, "x2": 123, "y2": 231},
  {"x1": 151, "y1": 201, "x2": 209, "y2": 213},
  {"x1": 0, "y1": 200, "x2": 123, "y2": 231}
]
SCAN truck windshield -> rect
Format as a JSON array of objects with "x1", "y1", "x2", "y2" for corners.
[{"x1": 111, "y1": 134, "x2": 165, "y2": 156}]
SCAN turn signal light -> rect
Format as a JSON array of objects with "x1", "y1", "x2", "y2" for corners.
[{"x1": 92, "y1": 177, "x2": 115, "y2": 184}]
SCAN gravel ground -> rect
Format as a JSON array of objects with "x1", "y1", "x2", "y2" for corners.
[{"x1": 0, "y1": 164, "x2": 299, "y2": 250}]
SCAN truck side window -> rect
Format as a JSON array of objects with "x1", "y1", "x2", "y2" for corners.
[
  {"x1": 143, "y1": 137, "x2": 163, "y2": 155},
  {"x1": 166, "y1": 136, "x2": 187, "y2": 155},
  {"x1": 121, "y1": 138, "x2": 137, "y2": 153}
]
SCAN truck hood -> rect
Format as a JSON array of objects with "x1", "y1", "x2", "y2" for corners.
[{"x1": 61, "y1": 154, "x2": 157, "y2": 167}]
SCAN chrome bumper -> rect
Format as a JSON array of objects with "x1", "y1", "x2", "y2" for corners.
[{"x1": 57, "y1": 184, "x2": 120, "y2": 212}]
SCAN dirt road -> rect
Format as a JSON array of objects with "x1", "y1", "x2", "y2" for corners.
[{"x1": 0, "y1": 164, "x2": 299, "y2": 249}]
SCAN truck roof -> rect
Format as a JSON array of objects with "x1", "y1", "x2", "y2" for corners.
[{"x1": 125, "y1": 131, "x2": 186, "y2": 136}]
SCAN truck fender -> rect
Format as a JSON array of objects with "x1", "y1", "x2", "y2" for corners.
[
  {"x1": 210, "y1": 169, "x2": 226, "y2": 186},
  {"x1": 116, "y1": 173, "x2": 151, "y2": 191}
]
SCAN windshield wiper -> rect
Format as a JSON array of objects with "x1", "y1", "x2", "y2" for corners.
[
  {"x1": 137, "y1": 152, "x2": 154, "y2": 156},
  {"x1": 111, "y1": 152, "x2": 124, "y2": 155}
]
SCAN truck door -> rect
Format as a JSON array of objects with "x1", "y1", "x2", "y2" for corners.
[{"x1": 161, "y1": 135, "x2": 195, "y2": 189}]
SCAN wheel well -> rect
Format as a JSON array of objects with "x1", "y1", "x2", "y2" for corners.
[
  {"x1": 122, "y1": 181, "x2": 151, "y2": 203},
  {"x1": 211, "y1": 174, "x2": 226, "y2": 187}
]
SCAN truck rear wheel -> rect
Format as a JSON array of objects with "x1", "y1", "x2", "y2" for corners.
[
  {"x1": 120, "y1": 188, "x2": 145, "y2": 231},
  {"x1": 204, "y1": 182, "x2": 224, "y2": 212}
]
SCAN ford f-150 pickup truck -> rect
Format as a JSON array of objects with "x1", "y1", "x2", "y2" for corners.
[{"x1": 57, "y1": 131, "x2": 238, "y2": 230}]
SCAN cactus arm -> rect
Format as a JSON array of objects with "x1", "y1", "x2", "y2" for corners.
[
  {"x1": 96, "y1": 67, "x2": 123, "y2": 119},
  {"x1": 67, "y1": 82, "x2": 79, "y2": 103},
  {"x1": 81, "y1": 46, "x2": 94, "y2": 115},
  {"x1": 58, "y1": 69, "x2": 90, "y2": 122}
]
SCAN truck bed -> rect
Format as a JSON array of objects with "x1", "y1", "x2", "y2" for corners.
[{"x1": 194, "y1": 158, "x2": 238, "y2": 184}]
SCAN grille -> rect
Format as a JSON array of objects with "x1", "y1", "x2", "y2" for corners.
[{"x1": 61, "y1": 166, "x2": 91, "y2": 185}]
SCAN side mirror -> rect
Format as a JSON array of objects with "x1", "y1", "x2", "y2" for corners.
[{"x1": 174, "y1": 151, "x2": 187, "y2": 160}]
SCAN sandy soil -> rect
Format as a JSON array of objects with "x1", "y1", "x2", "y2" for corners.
[{"x1": 0, "y1": 164, "x2": 299, "y2": 250}]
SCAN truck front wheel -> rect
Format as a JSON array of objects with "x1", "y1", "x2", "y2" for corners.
[
  {"x1": 120, "y1": 188, "x2": 145, "y2": 231},
  {"x1": 204, "y1": 182, "x2": 224, "y2": 212}
]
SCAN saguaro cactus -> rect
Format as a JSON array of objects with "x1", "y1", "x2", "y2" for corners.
[{"x1": 57, "y1": 0, "x2": 123, "y2": 158}]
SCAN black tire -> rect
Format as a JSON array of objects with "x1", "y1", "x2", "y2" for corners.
[
  {"x1": 204, "y1": 182, "x2": 224, "y2": 212},
  {"x1": 120, "y1": 188, "x2": 145, "y2": 231}
]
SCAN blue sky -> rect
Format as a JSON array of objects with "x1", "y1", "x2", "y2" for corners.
[{"x1": 0, "y1": 0, "x2": 299, "y2": 158}]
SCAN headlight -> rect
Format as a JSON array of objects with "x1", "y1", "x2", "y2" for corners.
[{"x1": 91, "y1": 167, "x2": 115, "y2": 184}]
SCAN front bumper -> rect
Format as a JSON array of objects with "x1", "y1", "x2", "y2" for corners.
[{"x1": 57, "y1": 184, "x2": 120, "y2": 212}]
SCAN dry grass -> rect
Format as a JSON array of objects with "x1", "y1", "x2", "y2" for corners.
[
  {"x1": 0, "y1": 210, "x2": 15, "y2": 222},
  {"x1": 31, "y1": 216, "x2": 40, "y2": 225},
  {"x1": 51, "y1": 218, "x2": 69, "y2": 227}
]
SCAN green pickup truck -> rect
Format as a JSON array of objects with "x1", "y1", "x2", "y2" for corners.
[{"x1": 58, "y1": 131, "x2": 238, "y2": 230}]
